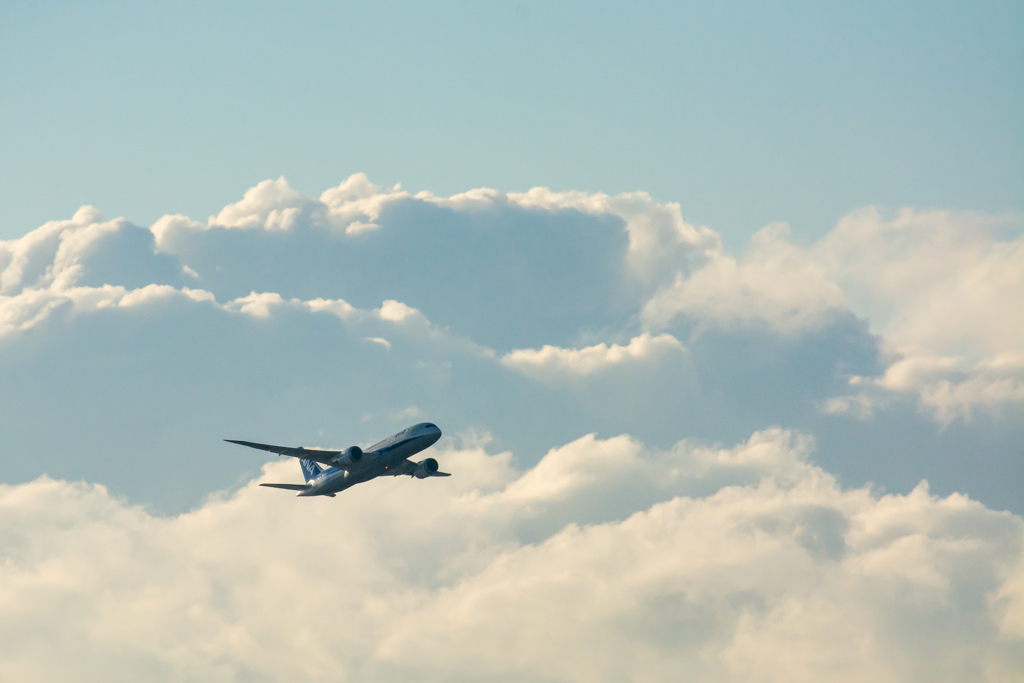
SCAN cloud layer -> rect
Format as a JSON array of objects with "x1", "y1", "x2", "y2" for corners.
[
  {"x1": 1, "y1": 430, "x2": 1020, "y2": 682},
  {"x1": 3, "y1": 176, "x2": 1018, "y2": 423},
  {"x1": 0, "y1": 175, "x2": 1020, "y2": 515},
  {"x1": 1, "y1": 174, "x2": 1020, "y2": 679}
]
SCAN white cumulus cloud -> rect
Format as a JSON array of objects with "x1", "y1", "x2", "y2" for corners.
[
  {"x1": 642, "y1": 222, "x2": 848, "y2": 334},
  {"x1": 0, "y1": 430, "x2": 1019, "y2": 682},
  {"x1": 829, "y1": 350, "x2": 1024, "y2": 423},
  {"x1": 501, "y1": 333, "x2": 686, "y2": 379},
  {"x1": 641, "y1": 208, "x2": 1024, "y2": 419},
  {"x1": 0, "y1": 174, "x2": 1019, "y2": 516},
  {"x1": 2, "y1": 175, "x2": 1021, "y2": 679},
  {"x1": 817, "y1": 207, "x2": 1023, "y2": 360}
]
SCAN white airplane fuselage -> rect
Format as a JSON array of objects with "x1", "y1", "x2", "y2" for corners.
[{"x1": 299, "y1": 423, "x2": 442, "y2": 496}]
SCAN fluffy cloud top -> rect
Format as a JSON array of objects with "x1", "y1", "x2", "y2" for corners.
[
  {"x1": 5, "y1": 177, "x2": 1017, "y2": 424},
  {"x1": 0, "y1": 174, "x2": 1019, "y2": 515},
  {"x1": 501, "y1": 333, "x2": 686, "y2": 379},
  {"x1": 0, "y1": 430, "x2": 1019, "y2": 682},
  {"x1": 640, "y1": 209, "x2": 1023, "y2": 422},
  {"x1": 1, "y1": 175, "x2": 1021, "y2": 681},
  {"x1": 642, "y1": 222, "x2": 848, "y2": 334},
  {"x1": 818, "y1": 207, "x2": 1023, "y2": 359}
]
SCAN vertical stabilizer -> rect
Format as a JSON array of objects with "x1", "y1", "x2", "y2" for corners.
[{"x1": 299, "y1": 458, "x2": 323, "y2": 483}]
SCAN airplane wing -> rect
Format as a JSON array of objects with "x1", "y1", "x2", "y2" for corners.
[{"x1": 225, "y1": 439, "x2": 340, "y2": 466}]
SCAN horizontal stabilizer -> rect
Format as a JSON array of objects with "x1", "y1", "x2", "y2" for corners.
[{"x1": 259, "y1": 483, "x2": 310, "y2": 491}]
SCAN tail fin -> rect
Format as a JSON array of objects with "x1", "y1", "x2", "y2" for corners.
[{"x1": 299, "y1": 458, "x2": 323, "y2": 483}]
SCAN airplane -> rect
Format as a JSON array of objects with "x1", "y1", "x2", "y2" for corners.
[{"x1": 225, "y1": 422, "x2": 447, "y2": 497}]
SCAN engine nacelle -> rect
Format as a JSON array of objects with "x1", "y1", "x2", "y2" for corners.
[
  {"x1": 412, "y1": 457, "x2": 439, "y2": 479},
  {"x1": 332, "y1": 446, "x2": 363, "y2": 468}
]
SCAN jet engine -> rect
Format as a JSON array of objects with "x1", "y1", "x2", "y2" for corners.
[
  {"x1": 412, "y1": 457, "x2": 440, "y2": 479},
  {"x1": 333, "y1": 446, "x2": 363, "y2": 468}
]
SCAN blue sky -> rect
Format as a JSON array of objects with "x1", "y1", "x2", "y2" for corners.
[
  {"x1": 1, "y1": 1, "x2": 1020, "y2": 247},
  {"x1": 0, "y1": 3, "x2": 1021, "y2": 680}
]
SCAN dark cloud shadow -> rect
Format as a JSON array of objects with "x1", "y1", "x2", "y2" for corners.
[
  {"x1": 0, "y1": 295, "x2": 1019, "y2": 515},
  {"x1": 159, "y1": 198, "x2": 635, "y2": 350},
  {"x1": 75, "y1": 223, "x2": 192, "y2": 291}
]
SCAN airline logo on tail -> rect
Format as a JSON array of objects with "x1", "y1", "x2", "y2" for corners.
[{"x1": 299, "y1": 458, "x2": 323, "y2": 482}]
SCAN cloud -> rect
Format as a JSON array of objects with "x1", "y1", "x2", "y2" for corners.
[
  {"x1": 816, "y1": 207, "x2": 1023, "y2": 360},
  {"x1": 210, "y1": 176, "x2": 308, "y2": 229},
  {"x1": 0, "y1": 205, "x2": 100, "y2": 294},
  {"x1": 439, "y1": 185, "x2": 722, "y2": 285},
  {"x1": 206, "y1": 174, "x2": 408, "y2": 233},
  {"x1": 389, "y1": 405, "x2": 419, "y2": 420},
  {"x1": 376, "y1": 299, "x2": 419, "y2": 322},
  {"x1": 642, "y1": 222, "x2": 848, "y2": 334},
  {"x1": 2, "y1": 177, "x2": 1020, "y2": 678},
  {"x1": 827, "y1": 350, "x2": 1024, "y2": 423},
  {"x1": 501, "y1": 333, "x2": 686, "y2": 379},
  {"x1": 0, "y1": 430, "x2": 1019, "y2": 682},
  {"x1": 1, "y1": 176, "x2": 1019, "y2": 515},
  {"x1": 137, "y1": 175, "x2": 642, "y2": 351},
  {"x1": 641, "y1": 209, "x2": 1024, "y2": 419},
  {"x1": 811, "y1": 208, "x2": 1024, "y2": 421},
  {"x1": 1, "y1": 207, "x2": 191, "y2": 298}
]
